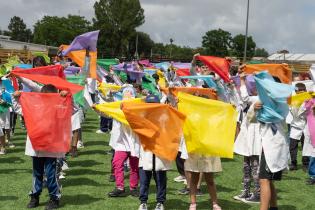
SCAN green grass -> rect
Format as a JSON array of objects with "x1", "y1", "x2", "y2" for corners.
[{"x1": 0, "y1": 110, "x2": 314, "y2": 210}]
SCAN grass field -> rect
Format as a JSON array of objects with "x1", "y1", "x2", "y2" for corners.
[{"x1": 0, "y1": 111, "x2": 314, "y2": 210}]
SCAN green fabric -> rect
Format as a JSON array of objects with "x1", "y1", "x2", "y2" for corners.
[
  {"x1": 141, "y1": 75, "x2": 160, "y2": 96},
  {"x1": 0, "y1": 103, "x2": 11, "y2": 114},
  {"x1": 66, "y1": 75, "x2": 86, "y2": 107},
  {"x1": 247, "y1": 60, "x2": 264, "y2": 64},
  {"x1": 97, "y1": 59, "x2": 119, "y2": 71},
  {"x1": 0, "y1": 56, "x2": 20, "y2": 76},
  {"x1": 32, "y1": 52, "x2": 51, "y2": 64},
  {"x1": 115, "y1": 71, "x2": 127, "y2": 83}
]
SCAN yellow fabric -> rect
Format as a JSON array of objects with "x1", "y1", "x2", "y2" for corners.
[
  {"x1": 157, "y1": 70, "x2": 166, "y2": 88},
  {"x1": 98, "y1": 83, "x2": 121, "y2": 96},
  {"x1": 178, "y1": 92, "x2": 237, "y2": 158},
  {"x1": 95, "y1": 98, "x2": 143, "y2": 125},
  {"x1": 290, "y1": 92, "x2": 315, "y2": 107}
]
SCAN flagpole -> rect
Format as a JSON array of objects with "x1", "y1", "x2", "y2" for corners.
[{"x1": 243, "y1": 0, "x2": 250, "y2": 63}]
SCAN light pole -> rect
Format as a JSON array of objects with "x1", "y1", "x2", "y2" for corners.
[
  {"x1": 170, "y1": 38, "x2": 174, "y2": 59},
  {"x1": 135, "y1": 33, "x2": 139, "y2": 60},
  {"x1": 243, "y1": 0, "x2": 250, "y2": 63}
]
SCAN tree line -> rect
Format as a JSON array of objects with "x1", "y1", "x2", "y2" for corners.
[{"x1": 0, "y1": 0, "x2": 269, "y2": 60}]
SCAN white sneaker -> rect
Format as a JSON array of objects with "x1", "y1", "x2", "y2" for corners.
[
  {"x1": 7, "y1": 141, "x2": 15, "y2": 148},
  {"x1": 96, "y1": 129, "x2": 105, "y2": 134},
  {"x1": 61, "y1": 162, "x2": 69, "y2": 171},
  {"x1": 77, "y1": 140, "x2": 84, "y2": 149},
  {"x1": 155, "y1": 203, "x2": 164, "y2": 210},
  {"x1": 138, "y1": 203, "x2": 148, "y2": 210},
  {"x1": 174, "y1": 175, "x2": 186, "y2": 183},
  {"x1": 0, "y1": 148, "x2": 6, "y2": 155},
  {"x1": 59, "y1": 174, "x2": 66, "y2": 179}
]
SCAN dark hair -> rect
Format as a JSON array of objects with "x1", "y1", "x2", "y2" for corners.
[
  {"x1": 272, "y1": 76, "x2": 281, "y2": 83},
  {"x1": 152, "y1": 73, "x2": 159, "y2": 81},
  {"x1": 105, "y1": 75, "x2": 115, "y2": 83},
  {"x1": 41, "y1": 84, "x2": 58, "y2": 93},
  {"x1": 33, "y1": 56, "x2": 47, "y2": 68},
  {"x1": 295, "y1": 83, "x2": 306, "y2": 92}
]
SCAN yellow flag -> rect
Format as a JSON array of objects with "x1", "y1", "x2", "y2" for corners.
[
  {"x1": 95, "y1": 98, "x2": 143, "y2": 125},
  {"x1": 289, "y1": 92, "x2": 315, "y2": 107},
  {"x1": 98, "y1": 83, "x2": 121, "y2": 96},
  {"x1": 178, "y1": 92, "x2": 237, "y2": 158},
  {"x1": 157, "y1": 70, "x2": 166, "y2": 88}
]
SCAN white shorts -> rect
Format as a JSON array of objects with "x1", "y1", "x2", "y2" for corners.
[
  {"x1": 71, "y1": 112, "x2": 81, "y2": 131},
  {"x1": 0, "y1": 111, "x2": 10, "y2": 130}
]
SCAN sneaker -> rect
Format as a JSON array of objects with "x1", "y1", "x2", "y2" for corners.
[
  {"x1": 109, "y1": 175, "x2": 115, "y2": 182},
  {"x1": 189, "y1": 203, "x2": 197, "y2": 210},
  {"x1": 27, "y1": 195, "x2": 39, "y2": 208},
  {"x1": 96, "y1": 129, "x2": 105, "y2": 134},
  {"x1": 196, "y1": 189, "x2": 203, "y2": 196},
  {"x1": 242, "y1": 193, "x2": 260, "y2": 204},
  {"x1": 233, "y1": 190, "x2": 250, "y2": 201},
  {"x1": 77, "y1": 140, "x2": 84, "y2": 149},
  {"x1": 174, "y1": 175, "x2": 186, "y2": 183},
  {"x1": 108, "y1": 188, "x2": 127, "y2": 197},
  {"x1": 212, "y1": 203, "x2": 222, "y2": 210},
  {"x1": 289, "y1": 164, "x2": 298, "y2": 171},
  {"x1": 7, "y1": 141, "x2": 15, "y2": 148},
  {"x1": 61, "y1": 162, "x2": 69, "y2": 171},
  {"x1": 0, "y1": 147, "x2": 6, "y2": 155},
  {"x1": 138, "y1": 203, "x2": 148, "y2": 210},
  {"x1": 45, "y1": 198, "x2": 59, "y2": 210},
  {"x1": 178, "y1": 187, "x2": 190, "y2": 195},
  {"x1": 130, "y1": 188, "x2": 139, "y2": 197},
  {"x1": 59, "y1": 173, "x2": 66, "y2": 179},
  {"x1": 155, "y1": 202, "x2": 164, "y2": 210}
]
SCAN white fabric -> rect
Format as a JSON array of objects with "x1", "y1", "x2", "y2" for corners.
[
  {"x1": 86, "y1": 78, "x2": 97, "y2": 94},
  {"x1": 302, "y1": 125, "x2": 315, "y2": 157},
  {"x1": 289, "y1": 103, "x2": 307, "y2": 140},
  {"x1": 179, "y1": 136, "x2": 188, "y2": 159},
  {"x1": 71, "y1": 111, "x2": 81, "y2": 131},
  {"x1": 139, "y1": 147, "x2": 172, "y2": 171},
  {"x1": 0, "y1": 110, "x2": 10, "y2": 129}
]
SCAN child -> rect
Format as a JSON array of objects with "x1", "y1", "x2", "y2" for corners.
[
  {"x1": 12, "y1": 84, "x2": 69, "y2": 210},
  {"x1": 289, "y1": 83, "x2": 310, "y2": 170}
]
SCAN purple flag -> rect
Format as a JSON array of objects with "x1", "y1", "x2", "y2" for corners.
[
  {"x1": 245, "y1": 74, "x2": 257, "y2": 96},
  {"x1": 138, "y1": 59, "x2": 152, "y2": 67},
  {"x1": 231, "y1": 75, "x2": 241, "y2": 88},
  {"x1": 64, "y1": 66, "x2": 81, "y2": 75},
  {"x1": 62, "y1": 30, "x2": 100, "y2": 56},
  {"x1": 172, "y1": 62, "x2": 191, "y2": 69},
  {"x1": 305, "y1": 98, "x2": 315, "y2": 147}
]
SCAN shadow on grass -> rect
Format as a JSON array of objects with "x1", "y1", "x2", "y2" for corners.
[
  {"x1": 84, "y1": 140, "x2": 107, "y2": 147},
  {"x1": 61, "y1": 194, "x2": 101, "y2": 206},
  {"x1": 216, "y1": 184, "x2": 235, "y2": 193},
  {"x1": 0, "y1": 168, "x2": 32, "y2": 174},
  {"x1": 63, "y1": 177, "x2": 103, "y2": 187},
  {"x1": 66, "y1": 168, "x2": 108, "y2": 176},
  {"x1": 79, "y1": 149, "x2": 107, "y2": 156},
  {"x1": 0, "y1": 156, "x2": 25, "y2": 164},
  {"x1": 69, "y1": 159, "x2": 103, "y2": 168},
  {"x1": 81, "y1": 125, "x2": 99, "y2": 130},
  {"x1": 278, "y1": 205, "x2": 297, "y2": 210},
  {"x1": 0, "y1": 196, "x2": 18, "y2": 201}
]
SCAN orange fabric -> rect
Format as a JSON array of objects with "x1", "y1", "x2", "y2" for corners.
[
  {"x1": 12, "y1": 72, "x2": 84, "y2": 94},
  {"x1": 20, "y1": 93, "x2": 72, "y2": 153},
  {"x1": 122, "y1": 102, "x2": 186, "y2": 161},
  {"x1": 243, "y1": 64, "x2": 292, "y2": 84},
  {"x1": 13, "y1": 65, "x2": 66, "y2": 79},
  {"x1": 196, "y1": 56, "x2": 231, "y2": 82},
  {"x1": 60, "y1": 45, "x2": 97, "y2": 79},
  {"x1": 161, "y1": 87, "x2": 217, "y2": 100}
]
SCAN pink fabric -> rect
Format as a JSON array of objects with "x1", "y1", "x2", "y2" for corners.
[
  {"x1": 305, "y1": 99, "x2": 315, "y2": 147},
  {"x1": 112, "y1": 151, "x2": 139, "y2": 190}
]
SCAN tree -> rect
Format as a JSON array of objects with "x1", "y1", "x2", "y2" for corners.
[
  {"x1": 201, "y1": 28, "x2": 232, "y2": 57},
  {"x1": 93, "y1": 0, "x2": 145, "y2": 57},
  {"x1": 7, "y1": 16, "x2": 33, "y2": 42},
  {"x1": 254, "y1": 48, "x2": 269, "y2": 57},
  {"x1": 128, "y1": 31, "x2": 154, "y2": 58},
  {"x1": 33, "y1": 15, "x2": 91, "y2": 46},
  {"x1": 231, "y1": 34, "x2": 256, "y2": 59}
]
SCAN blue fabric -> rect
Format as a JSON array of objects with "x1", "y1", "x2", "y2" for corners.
[
  {"x1": 179, "y1": 75, "x2": 218, "y2": 89},
  {"x1": 309, "y1": 157, "x2": 315, "y2": 179},
  {"x1": 2, "y1": 79, "x2": 14, "y2": 93},
  {"x1": 30, "y1": 157, "x2": 60, "y2": 199},
  {"x1": 139, "y1": 167, "x2": 167, "y2": 203},
  {"x1": 254, "y1": 71, "x2": 294, "y2": 123},
  {"x1": 15, "y1": 64, "x2": 32, "y2": 69},
  {"x1": 153, "y1": 62, "x2": 170, "y2": 71}
]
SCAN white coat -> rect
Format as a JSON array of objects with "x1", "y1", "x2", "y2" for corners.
[{"x1": 139, "y1": 146, "x2": 172, "y2": 171}]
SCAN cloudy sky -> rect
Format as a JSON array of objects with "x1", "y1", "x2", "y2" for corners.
[{"x1": 1, "y1": 0, "x2": 315, "y2": 54}]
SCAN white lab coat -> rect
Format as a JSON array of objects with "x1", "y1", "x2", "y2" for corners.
[
  {"x1": 302, "y1": 123, "x2": 315, "y2": 157},
  {"x1": 139, "y1": 146, "x2": 172, "y2": 171}
]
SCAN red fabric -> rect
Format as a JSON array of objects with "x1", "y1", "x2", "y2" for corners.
[
  {"x1": 196, "y1": 56, "x2": 231, "y2": 82},
  {"x1": 20, "y1": 93, "x2": 72, "y2": 153},
  {"x1": 12, "y1": 77, "x2": 19, "y2": 90},
  {"x1": 12, "y1": 72, "x2": 83, "y2": 94},
  {"x1": 13, "y1": 65, "x2": 66, "y2": 79},
  {"x1": 176, "y1": 68, "x2": 191, "y2": 77}
]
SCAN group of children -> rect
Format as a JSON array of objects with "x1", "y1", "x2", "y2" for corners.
[{"x1": 0, "y1": 52, "x2": 314, "y2": 210}]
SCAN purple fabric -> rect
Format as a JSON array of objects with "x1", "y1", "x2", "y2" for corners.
[
  {"x1": 64, "y1": 66, "x2": 81, "y2": 75},
  {"x1": 138, "y1": 59, "x2": 151, "y2": 67},
  {"x1": 231, "y1": 75, "x2": 241, "y2": 87},
  {"x1": 172, "y1": 62, "x2": 191, "y2": 69},
  {"x1": 62, "y1": 30, "x2": 100, "y2": 56},
  {"x1": 305, "y1": 99, "x2": 315, "y2": 147},
  {"x1": 245, "y1": 74, "x2": 257, "y2": 96}
]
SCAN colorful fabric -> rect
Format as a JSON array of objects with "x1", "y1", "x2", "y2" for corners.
[
  {"x1": 178, "y1": 92, "x2": 237, "y2": 158},
  {"x1": 142, "y1": 75, "x2": 159, "y2": 96},
  {"x1": 98, "y1": 83, "x2": 121, "y2": 97},
  {"x1": 0, "y1": 56, "x2": 20, "y2": 76},
  {"x1": 289, "y1": 92, "x2": 315, "y2": 107},
  {"x1": 172, "y1": 62, "x2": 191, "y2": 69},
  {"x1": 62, "y1": 30, "x2": 99, "y2": 56},
  {"x1": 64, "y1": 66, "x2": 81, "y2": 75},
  {"x1": 13, "y1": 65, "x2": 66, "y2": 79},
  {"x1": 97, "y1": 59, "x2": 119, "y2": 71},
  {"x1": 20, "y1": 93, "x2": 72, "y2": 153},
  {"x1": 138, "y1": 59, "x2": 152, "y2": 67},
  {"x1": 66, "y1": 75, "x2": 86, "y2": 107},
  {"x1": 32, "y1": 52, "x2": 51, "y2": 63},
  {"x1": 245, "y1": 74, "x2": 257, "y2": 96},
  {"x1": 196, "y1": 56, "x2": 231, "y2": 82},
  {"x1": 122, "y1": 102, "x2": 186, "y2": 161},
  {"x1": 244, "y1": 64, "x2": 292, "y2": 84},
  {"x1": 179, "y1": 75, "x2": 218, "y2": 88},
  {"x1": 305, "y1": 99, "x2": 315, "y2": 147},
  {"x1": 94, "y1": 98, "x2": 143, "y2": 125},
  {"x1": 176, "y1": 68, "x2": 190, "y2": 77},
  {"x1": 254, "y1": 71, "x2": 293, "y2": 123},
  {"x1": 12, "y1": 72, "x2": 84, "y2": 94},
  {"x1": 161, "y1": 87, "x2": 217, "y2": 99}
]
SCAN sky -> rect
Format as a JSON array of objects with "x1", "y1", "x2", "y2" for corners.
[{"x1": 1, "y1": 0, "x2": 315, "y2": 54}]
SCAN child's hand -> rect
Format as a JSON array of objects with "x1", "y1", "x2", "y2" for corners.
[
  {"x1": 59, "y1": 91, "x2": 69, "y2": 97},
  {"x1": 254, "y1": 102, "x2": 263, "y2": 110},
  {"x1": 92, "y1": 104, "x2": 96, "y2": 109},
  {"x1": 13, "y1": 91, "x2": 21, "y2": 98}
]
